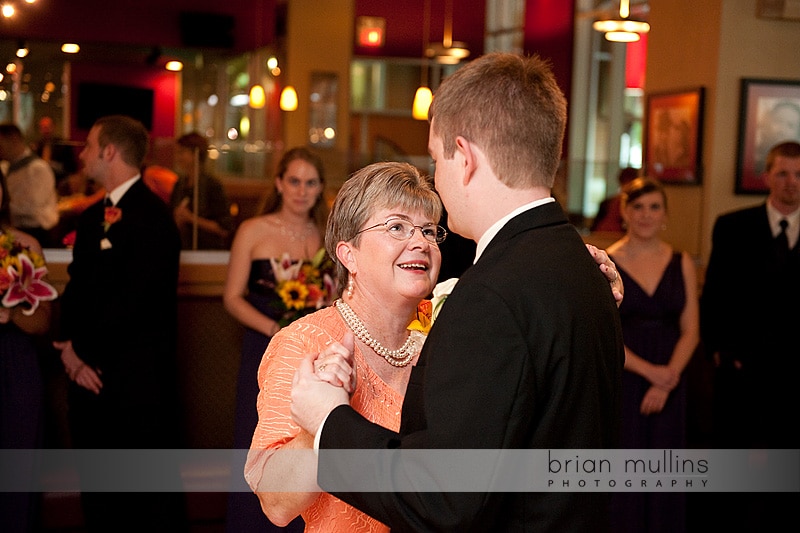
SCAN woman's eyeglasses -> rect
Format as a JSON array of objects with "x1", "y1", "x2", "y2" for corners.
[{"x1": 355, "y1": 218, "x2": 447, "y2": 244}]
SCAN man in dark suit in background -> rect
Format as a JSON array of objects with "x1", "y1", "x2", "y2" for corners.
[
  {"x1": 53, "y1": 115, "x2": 187, "y2": 532},
  {"x1": 701, "y1": 140, "x2": 800, "y2": 449},
  {"x1": 291, "y1": 53, "x2": 625, "y2": 532},
  {"x1": 700, "y1": 141, "x2": 800, "y2": 532}
]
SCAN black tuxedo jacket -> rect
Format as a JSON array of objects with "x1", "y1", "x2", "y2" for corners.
[
  {"x1": 700, "y1": 203, "x2": 800, "y2": 447},
  {"x1": 60, "y1": 178, "x2": 182, "y2": 447},
  {"x1": 700, "y1": 203, "x2": 800, "y2": 363},
  {"x1": 320, "y1": 202, "x2": 624, "y2": 532}
]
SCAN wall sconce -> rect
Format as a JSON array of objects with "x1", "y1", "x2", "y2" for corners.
[
  {"x1": 249, "y1": 84, "x2": 266, "y2": 108},
  {"x1": 593, "y1": 0, "x2": 650, "y2": 42},
  {"x1": 280, "y1": 86, "x2": 298, "y2": 111}
]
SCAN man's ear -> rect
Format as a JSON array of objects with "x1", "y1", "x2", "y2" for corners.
[
  {"x1": 101, "y1": 143, "x2": 116, "y2": 161},
  {"x1": 455, "y1": 135, "x2": 476, "y2": 186}
]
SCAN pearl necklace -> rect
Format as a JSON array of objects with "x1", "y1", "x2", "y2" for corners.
[{"x1": 335, "y1": 299, "x2": 418, "y2": 367}]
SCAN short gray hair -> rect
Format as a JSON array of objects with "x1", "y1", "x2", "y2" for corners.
[{"x1": 325, "y1": 161, "x2": 442, "y2": 293}]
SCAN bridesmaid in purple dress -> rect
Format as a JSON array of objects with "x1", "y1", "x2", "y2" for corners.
[
  {"x1": 0, "y1": 184, "x2": 55, "y2": 533},
  {"x1": 223, "y1": 147, "x2": 330, "y2": 533},
  {"x1": 606, "y1": 177, "x2": 700, "y2": 533}
]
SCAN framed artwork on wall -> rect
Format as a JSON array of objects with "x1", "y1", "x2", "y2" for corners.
[
  {"x1": 735, "y1": 78, "x2": 800, "y2": 194},
  {"x1": 644, "y1": 87, "x2": 705, "y2": 185}
]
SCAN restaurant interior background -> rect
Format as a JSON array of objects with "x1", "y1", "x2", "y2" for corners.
[
  {"x1": 2, "y1": 0, "x2": 799, "y2": 259},
  {"x1": 1, "y1": 0, "x2": 798, "y2": 528}
]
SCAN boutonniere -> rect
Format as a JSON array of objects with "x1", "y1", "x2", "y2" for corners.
[
  {"x1": 408, "y1": 277, "x2": 459, "y2": 335},
  {"x1": 103, "y1": 206, "x2": 122, "y2": 232}
]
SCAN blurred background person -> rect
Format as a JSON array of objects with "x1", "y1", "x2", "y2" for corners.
[
  {"x1": 591, "y1": 166, "x2": 639, "y2": 233},
  {"x1": 0, "y1": 180, "x2": 56, "y2": 533},
  {"x1": 607, "y1": 177, "x2": 699, "y2": 533},
  {"x1": 53, "y1": 115, "x2": 187, "y2": 532},
  {"x1": 701, "y1": 140, "x2": 800, "y2": 448},
  {"x1": 169, "y1": 132, "x2": 233, "y2": 250},
  {"x1": 223, "y1": 146, "x2": 330, "y2": 533},
  {"x1": 32, "y1": 116, "x2": 80, "y2": 188},
  {"x1": 0, "y1": 123, "x2": 60, "y2": 248},
  {"x1": 701, "y1": 140, "x2": 800, "y2": 531}
]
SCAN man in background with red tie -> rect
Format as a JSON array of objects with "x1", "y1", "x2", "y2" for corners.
[{"x1": 53, "y1": 115, "x2": 187, "y2": 532}]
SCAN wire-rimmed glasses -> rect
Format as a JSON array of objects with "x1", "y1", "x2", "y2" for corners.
[{"x1": 354, "y1": 218, "x2": 447, "y2": 244}]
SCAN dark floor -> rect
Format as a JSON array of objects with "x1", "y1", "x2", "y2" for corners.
[{"x1": 38, "y1": 491, "x2": 227, "y2": 533}]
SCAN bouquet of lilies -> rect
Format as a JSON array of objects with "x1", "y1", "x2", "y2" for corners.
[
  {"x1": 408, "y1": 277, "x2": 459, "y2": 335},
  {"x1": 271, "y1": 248, "x2": 336, "y2": 326},
  {"x1": 0, "y1": 231, "x2": 58, "y2": 316}
]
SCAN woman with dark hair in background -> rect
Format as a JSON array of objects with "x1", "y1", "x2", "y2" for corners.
[{"x1": 223, "y1": 146, "x2": 332, "y2": 533}]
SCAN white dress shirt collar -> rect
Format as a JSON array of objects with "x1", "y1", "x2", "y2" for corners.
[
  {"x1": 474, "y1": 197, "x2": 556, "y2": 263},
  {"x1": 106, "y1": 174, "x2": 141, "y2": 206},
  {"x1": 766, "y1": 202, "x2": 800, "y2": 249}
]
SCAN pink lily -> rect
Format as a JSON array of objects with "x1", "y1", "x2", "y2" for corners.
[
  {"x1": 2, "y1": 253, "x2": 58, "y2": 316},
  {"x1": 270, "y1": 252, "x2": 302, "y2": 282}
]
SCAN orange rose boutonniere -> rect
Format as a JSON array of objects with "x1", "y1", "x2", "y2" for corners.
[
  {"x1": 101, "y1": 206, "x2": 122, "y2": 250},
  {"x1": 407, "y1": 277, "x2": 459, "y2": 335},
  {"x1": 103, "y1": 206, "x2": 122, "y2": 232}
]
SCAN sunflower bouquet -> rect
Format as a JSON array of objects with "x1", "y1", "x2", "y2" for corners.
[
  {"x1": 271, "y1": 248, "x2": 336, "y2": 326},
  {"x1": 0, "y1": 231, "x2": 58, "y2": 316}
]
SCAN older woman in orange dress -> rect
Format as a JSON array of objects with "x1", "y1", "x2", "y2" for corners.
[{"x1": 244, "y1": 161, "x2": 442, "y2": 532}]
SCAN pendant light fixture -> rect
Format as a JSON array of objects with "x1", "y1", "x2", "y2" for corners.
[
  {"x1": 593, "y1": 0, "x2": 650, "y2": 43},
  {"x1": 426, "y1": 0, "x2": 470, "y2": 64},
  {"x1": 249, "y1": 83, "x2": 266, "y2": 108},
  {"x1": 280, "y1": 86, "x2": 298, "y2": 111},
  {"x1": 412, "y1": 0, "x2": 433, "y2": 120}
]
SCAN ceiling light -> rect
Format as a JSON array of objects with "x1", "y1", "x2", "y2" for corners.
[
  {"x1": 280, "y1": 86, "x2": 298, "y2": 111},
  {"x1": 426, "y1": 0, "x2": 470, "y2": 64},
  {"x1": 249, "y1": 84, "x2": 266, "y2": 109},
  {"x1": 61, "y1": 43, "x2": 80, "y2": 54},
  {"x1": 593, "y1": 0, "x2": 650, "y2": 42}
]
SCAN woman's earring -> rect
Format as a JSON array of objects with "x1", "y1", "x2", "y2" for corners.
[{"x1": 347, "y1": 276, "x2": 354, "y2": 299}]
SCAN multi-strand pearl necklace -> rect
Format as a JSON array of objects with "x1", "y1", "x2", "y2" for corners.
[{"x1": 335, "y1": 299, "x2": 418, "y2": 367}]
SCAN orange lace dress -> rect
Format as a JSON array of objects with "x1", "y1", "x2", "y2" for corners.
[{"x1": 245, "y1": 306, "x2": 404, "y2": 533}]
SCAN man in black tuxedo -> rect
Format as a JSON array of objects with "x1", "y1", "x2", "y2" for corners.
[
  {"x1": 54, "y1": 115, "x2": 187, "y2": 532},
  {"x1": 291, "y1": 53, "x2": 625, "y2": 532},
  {"x1": 701, "y1": 140, "x2": 800, "y2": 449},
  {"x1": 700, "y1": 141, "x2": 800, "y2": 532}
]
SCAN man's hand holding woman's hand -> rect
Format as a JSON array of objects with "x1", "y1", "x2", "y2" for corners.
[{"x1": 291, "y1": 332, "x2": 357, "y2": 436}]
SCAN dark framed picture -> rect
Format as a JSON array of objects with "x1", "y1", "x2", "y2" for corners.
[
  {"x1": 735, "y1": 78, "x2": 800, "y2": 194},
  {"x1": 644, "y1": 87, "x2": 704, "y2": 184}
]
